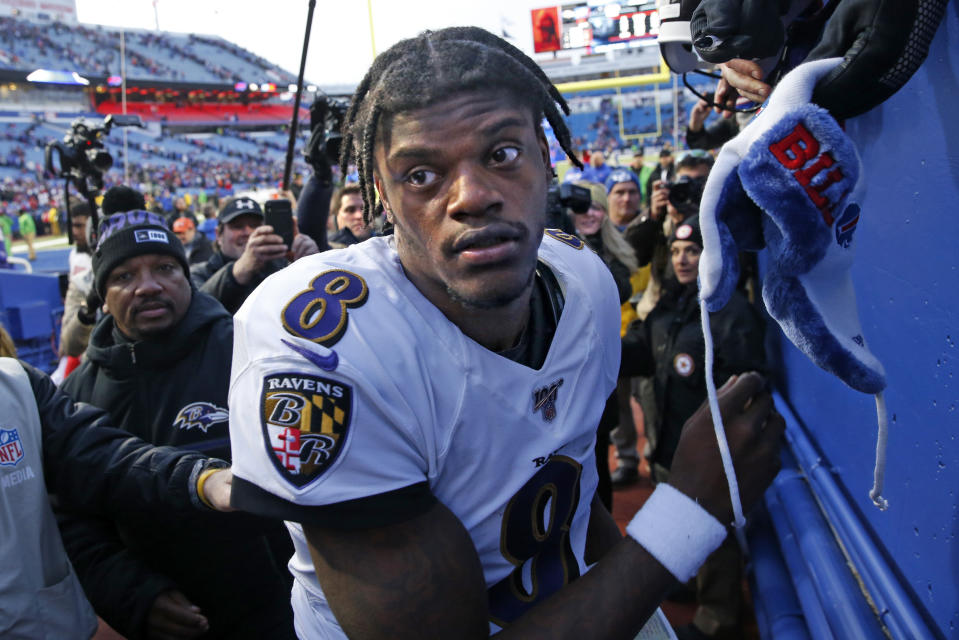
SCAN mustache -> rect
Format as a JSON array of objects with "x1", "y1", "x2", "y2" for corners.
[
  {"x1": 448, "y1": 221, "x2": 528, "y2": 253},
  {"x1": 132, "y1": 299, "x2": 174, "y2": 315}
]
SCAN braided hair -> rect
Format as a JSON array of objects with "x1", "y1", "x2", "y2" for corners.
[{"x1": 339, "y1": 26, "x2": 583, "y2": 223}]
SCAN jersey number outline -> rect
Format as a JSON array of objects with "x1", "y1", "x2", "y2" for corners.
[
  {"x1": 488, "y1": 455, "x2": 582, "y2": 627},
  {"x1": 544, "y1": 228, "x2": 584, "y2": 250},
  {"x1": 281, "y1": 269, "x2": 368, "y2": 347}
]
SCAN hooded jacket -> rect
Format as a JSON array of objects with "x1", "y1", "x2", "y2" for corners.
[
  {"x1": 621, "y1": 281, "x2": 766, "y2": 469},
  {"x1": 58, "y1": 291, "x2": 294, "y2": 640}
]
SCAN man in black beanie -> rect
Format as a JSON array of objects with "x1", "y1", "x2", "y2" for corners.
[{"x1": 58, "y1": 211, "x2": 295, "y2": 639}]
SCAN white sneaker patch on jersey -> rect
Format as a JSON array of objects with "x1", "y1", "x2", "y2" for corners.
[{"x1": 261, "y1": 373, "x2": 353, "y2": 487}]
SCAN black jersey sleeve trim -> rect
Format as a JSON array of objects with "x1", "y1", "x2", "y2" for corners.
[{"x1": 231, "y1": 476, "x2": 437, "y2": 530}]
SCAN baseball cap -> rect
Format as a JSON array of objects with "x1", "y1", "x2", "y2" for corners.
[
  {"x1": 218, "y1": 197, "x2": 263, "y2": 225},
  {"x1": 172, "y1": 217, "x2": 194, "y2": 233}
]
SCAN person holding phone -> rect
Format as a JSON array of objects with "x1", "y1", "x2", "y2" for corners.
[{"x1": 191, "y1": 196, "x2": 319, "y2": 314}]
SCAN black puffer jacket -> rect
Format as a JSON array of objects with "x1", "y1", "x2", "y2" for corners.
[
  {"x1": 621, "y1": 281, "x2": 766, "y2": 469},
  {"x1": 58, "y1": 292, "x2": 295, "y2": 640}
]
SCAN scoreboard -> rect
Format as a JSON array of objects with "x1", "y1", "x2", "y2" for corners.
[{"x1": 531, "y1": 1, "x2": 661, "y2": 53}]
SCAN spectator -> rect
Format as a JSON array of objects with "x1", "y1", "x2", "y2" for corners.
[
  {"x1": 686, "y1": 98, "x2": 740, "y2": 151},
  {"x1": 0, "y1": 356, "x2": 232, "y2": 640},
  {"x1": 0, "y1": 324, "x2": 15, "y2": 357},
  {"x1": 621, "y1": 216, "x2": 765, "y2": 640},
  {"x1": 328, "y1": 184, "x2": 372, "y2": 248},
  {"x1": 580, "y1": 149, "x2": 613, "y2": 184},
  {"x1": 192, "y1": 196, "x2": 318, "y2": 314},
  {"x1": 606, "y1": 169, "x2": 643, "y2": 230},
  {"x1": 0, "y1": 211, "x2": 12, "y2": 255},
  {"x1": 571, "y1": 180, "x2": 641, "y2": 508},
  {"x1": 59, "y1": 198, "x2": 95, "y2": 359},
  {"x1": 58, "y1": 211, "x2": 295, "y2": 640},
  {"x1": 173, "y1": 216, "x2": 214, "y2": 264},
  {"x1": 644, "y1": 148, "x2": 675, "y2": 208},
  {"x1": 17, "y1": 209, "x2": 36, "y2": 260}
]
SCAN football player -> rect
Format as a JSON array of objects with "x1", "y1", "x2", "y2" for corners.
[{"x1": 228, "y1": 27, "x2": 783, "y2": 639}]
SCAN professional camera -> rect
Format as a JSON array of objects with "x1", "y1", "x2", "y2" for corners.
[
  {"x1": 44, "y1": 114, "x2": 143, "y2": 244},
  {"x1": 45, "y1": 114, "x2": 143, "y2": 192},
  {"x1": 303, "y1": 94, "x2": 350, "y2": 184},
  {"x1": 545, "y1": 180, "x2": 591, "y2": 234},
  {"x1": 665, "y1": 174, "x2": 707, "y2": 214}
]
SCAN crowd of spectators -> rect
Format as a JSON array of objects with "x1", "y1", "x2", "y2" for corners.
[{"x1": 0, "y1": 16, "x2": 295, "y2": 86}]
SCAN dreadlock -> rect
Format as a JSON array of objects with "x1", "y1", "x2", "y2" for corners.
[{"x1": 338, "y1": 26, "x2": 583, "y2": 223}]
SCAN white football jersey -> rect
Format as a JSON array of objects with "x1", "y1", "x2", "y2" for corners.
[{"x1": 229, "y1": 231, "x2": 621, "y2": 637}]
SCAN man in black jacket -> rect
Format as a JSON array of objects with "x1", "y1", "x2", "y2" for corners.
[
  {"x1": 621, "y1": 216, "x2": 765, "y2": 640},
  {"x1": 1, "y1": 357, "x2": 231, "y2": 639},
  {"x1": 59, "y1": 211, "x2": 295, "y2": 640},
  {"x1": 191, "y1": 196, "x2": 318, "y2": 314}
]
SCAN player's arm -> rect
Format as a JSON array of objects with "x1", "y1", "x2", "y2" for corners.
[{"x1": 303, "y1": 373, "x2": 783, "y2": 639}]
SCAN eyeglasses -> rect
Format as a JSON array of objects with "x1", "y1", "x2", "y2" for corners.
[{"x1": 682, "y1": 70, "x2": 761, "y2": 114}]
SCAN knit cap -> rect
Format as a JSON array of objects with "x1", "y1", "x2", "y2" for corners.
[
  {"x1": 605, "y1": 168, "x2": 641, "y2": 194},
  {"x1": 697, "y1": 59, "x2": 890, "y2": 525},
  {"x1": 93, "y1": 210, "x2": 189, "y2": 297}
]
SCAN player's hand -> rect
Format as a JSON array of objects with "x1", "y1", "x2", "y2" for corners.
[
  {"x1": 714, "y1": 59, "x2": 770, "y2": 118},
  {"x1": 667, "y1": 372, "x2": 784, "y2": 524},
  {"x1": 202, "y1": 468, "x2": 235, "y2": 512},
  {"x1": 688, "y1": 99, "x2": 711, "y2": 132},
  {"x1": 232, "y1": 224, "x2": 287, "y2": 285},
  {"x1": 650, "y1": 180, "x2": 669, "y2": 221},
  {"x1": 146, "y1": 589, "x2": 208, "y2": 640}
]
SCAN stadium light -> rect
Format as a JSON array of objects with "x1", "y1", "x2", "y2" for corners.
[
  {"x1": 250, "y1": 83, "x2": 259, "y2": 91},
  {"x1": 26, "y1": 69, "x2": 90, "y2": 86},
  {"x1": 235, "y1": 81, "x2": 248, "y2": 91}
]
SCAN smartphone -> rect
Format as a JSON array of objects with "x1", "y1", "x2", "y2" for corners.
[{"x1": 264, "y1": 199, "x2": 295, "y2": 247}]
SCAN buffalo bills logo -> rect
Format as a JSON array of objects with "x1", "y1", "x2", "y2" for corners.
[
  {"x1": 835, "y1": 203, "x2": 860, "y2": 248},
  {"x1": 173, "y1": 402, "x2": 229, "y2": 433},
  {"x1": 0, "y1": 428, "x2": 25, "y2": 467},
  {"x1": 533, "y1": 379, "x2": 564, "y2": 422}
]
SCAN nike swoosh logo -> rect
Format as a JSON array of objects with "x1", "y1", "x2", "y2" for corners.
[{"x1": 281, "y1": 339, "x2": 339, "y2": 371}]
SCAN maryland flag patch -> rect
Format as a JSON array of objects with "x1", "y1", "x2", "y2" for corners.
[{"x1": 261, "y1": 373, "x2": 352, "y2": 487}]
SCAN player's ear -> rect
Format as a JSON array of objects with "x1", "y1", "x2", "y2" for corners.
[{"x1": 373, "y1": 173, "x2": 394, "y2": 223}]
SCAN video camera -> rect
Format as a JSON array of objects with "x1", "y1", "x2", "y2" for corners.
[
  {"x1": 45, "y1": 114, "x2": 143, "y2": 192},
  {"x1": 545, "y1": 181, "x2": 591, "y2": 234},
  {"x1": 303, "y1": 95, "x2": 350, "y2": 185},
  {"x1": 44, "y1": 114, "x2": 143, "y2": 244}
]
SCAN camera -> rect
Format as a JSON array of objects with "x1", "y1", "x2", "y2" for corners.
[
  {"x1": 546, "y1": 181, "x2": 591, "y2": 234},
  {"x1": 45, "y1": 114, "x2": 143, "y2": 192},
  {"x1": 44, "y1": 114, "x2": 143, "y2": 245},
  {"x1": 304, "y1": 95, "x2": 350, "y2": 184},
  {"x1": 665, "y1": 174, "x2": 707, "y2": 211}
]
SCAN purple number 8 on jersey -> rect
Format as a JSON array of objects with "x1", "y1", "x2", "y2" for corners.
[{"x1": 281, "y1": 269, "x2": 369, "y2": 347}]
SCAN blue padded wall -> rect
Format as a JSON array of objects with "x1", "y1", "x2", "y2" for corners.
[{"x1": 768, "y1": 5, "x2": 959, "y2": 636}]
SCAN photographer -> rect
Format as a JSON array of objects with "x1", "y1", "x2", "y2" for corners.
[
  {"x1": 295, "y1": 95, "x2": 349, "y2": 251},
  {"x1": 191, "y1": 197, "x2": 318, "y2": 314}
]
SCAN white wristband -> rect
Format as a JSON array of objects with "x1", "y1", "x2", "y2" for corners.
[{"x1": 626, "y1": 483, "x2": 728, "y2": 582}]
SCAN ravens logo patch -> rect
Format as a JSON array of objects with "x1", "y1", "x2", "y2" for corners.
[{"x1": 261, "y1": 373, "x2": 352, "y2": 487}]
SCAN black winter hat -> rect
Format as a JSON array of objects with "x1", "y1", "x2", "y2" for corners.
[
  {"x1": 92, "y1": 210, "x2": 189, "y2": 297},
  {"x1": 668, "y1": 214, "x2": 703, "y2": 248}
]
